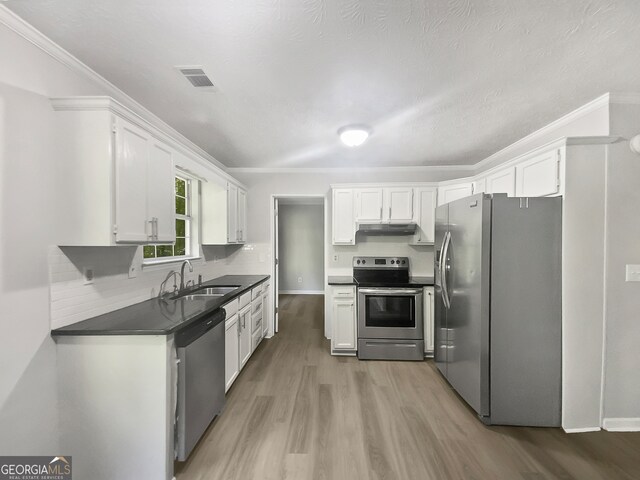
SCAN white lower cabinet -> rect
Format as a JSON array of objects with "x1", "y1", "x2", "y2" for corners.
[
  {"x1": 262, "y1": 282, "x2": 270, "y2": 337},
  {"x1": 423, "y1": 287, "x2": 434, "y2": 355},
  {"x1": 238, "y1": 305, "x2": 252, "y2": 368},
  {"x1": 224, "y1": 313, "x2": 239, "y2": 392},
  {"x1": 330, "y1": 286, "x2": 357, "y2": 354}
]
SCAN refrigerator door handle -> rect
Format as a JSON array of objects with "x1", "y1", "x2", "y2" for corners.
[{"x1": 441, "y1": 231, "x2": 452, "y2": 309}]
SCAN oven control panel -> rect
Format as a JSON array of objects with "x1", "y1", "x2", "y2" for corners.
[{"x1": 353, "y1": 256, "x2": 409, "y2": 268}]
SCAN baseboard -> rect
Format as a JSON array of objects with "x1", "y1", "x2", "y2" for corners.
[
  {"x1": 602, "y1": 418, "x2": 640, "y2": 432},
  {"x1": 563, "y1": 426, "x2": 601, "y2": 434},
  {"x1": 279, "y1": 290, "x2": 325, "y2": 295}
]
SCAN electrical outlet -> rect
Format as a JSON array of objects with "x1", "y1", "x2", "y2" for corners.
[
  {"x1": 625, "y1": 264, "x2": 640, "y2": 282},
  {"x1": 297, "y1": 276, "x2": 303, "y2": 283},
  {"x1": 83, "y1": 267, "x2": 94, "y2": 285},
  {"x1": 333, "y1": 254, "x2": 339, "y2": 263},
  {"x1": 128, "y1": 264, "x2": 137, "y2": 279}
]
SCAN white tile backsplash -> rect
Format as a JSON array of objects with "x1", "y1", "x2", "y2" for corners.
[{"x1": 48, "y1": 243, "x2": 272, "y2": 329}]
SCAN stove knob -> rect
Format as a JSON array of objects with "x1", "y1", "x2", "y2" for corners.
[
  {"x1": 402, "y1": 260, "x2": 406, "y2": 265},
  {"x1": 356, "y1": 259, "x2": 361, "y2": 265},
  {"x1": 362, "y1": 259, "x2": 366, "y2": 264},
  {"x1": 391, "y1": 260, "x2": 395, "y2": 264}
]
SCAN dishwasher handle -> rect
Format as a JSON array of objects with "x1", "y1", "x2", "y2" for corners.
[{"x1": 175, "y1": 309, "x2": 226, "y2": 348}]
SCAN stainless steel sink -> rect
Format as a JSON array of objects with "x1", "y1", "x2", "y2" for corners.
[{"x1": 174, "y1": 286, "x2": 239, "y2": 300}]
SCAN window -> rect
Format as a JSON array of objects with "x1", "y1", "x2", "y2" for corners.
[{"x1": 143, "y1": 175, "x2": 194, "y2": 260}]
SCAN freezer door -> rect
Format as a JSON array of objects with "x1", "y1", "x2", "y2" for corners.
[
  {"x1": 445, "y1": 193, "x2": 491, "y2": 417},
  {"x1": 433, "y1": 204, "x2": 449, "y2": 376}
]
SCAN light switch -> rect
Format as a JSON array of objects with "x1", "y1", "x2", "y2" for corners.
[{"x1": 625, "y1": 264, "x2": 640, "y2": 282}]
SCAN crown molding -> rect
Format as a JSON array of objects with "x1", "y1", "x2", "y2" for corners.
[
  {"x1": 473, "y1": 93, "x2": 612, "y2": 172},
  {"x1": 0, "y1": 5, "x2": 228, "y2": 173},
  {"x1": 227, "y1": 165, "x2": 474, "y2": 174}
]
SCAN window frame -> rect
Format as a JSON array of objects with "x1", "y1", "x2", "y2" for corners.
[{"x1": 142, "y1": 171, "x2": 201, "y2": 266}]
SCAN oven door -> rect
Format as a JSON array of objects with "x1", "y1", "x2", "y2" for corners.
[{"x1": 358, "y1": 288, "x2": 423, "y2": 340}]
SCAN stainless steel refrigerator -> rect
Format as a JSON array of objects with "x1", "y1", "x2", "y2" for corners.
[{"x1": 434, "y1": 193, "x2": 562, "y2": 426}]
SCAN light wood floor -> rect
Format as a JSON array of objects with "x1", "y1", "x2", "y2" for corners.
[{"x1": 175, "y1": 294, "x2": 640, "y2": 480}]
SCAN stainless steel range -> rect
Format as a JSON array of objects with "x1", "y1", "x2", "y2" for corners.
[{"x1": 354, "y1": 256, "x2": 424, "y2": 361}]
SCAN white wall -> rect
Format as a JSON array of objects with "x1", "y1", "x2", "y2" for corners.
[
  {"x1": 278, "y1": 204, "x2": 324, "y2": 292},
  {"x1": 602, "y1": 103, "x2": 640, "y2": 428},
  {"x1": 0, "y1": 21, "x2": 113, "y2": 455}
]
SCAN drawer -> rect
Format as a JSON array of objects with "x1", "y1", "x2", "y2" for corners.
[
  {"x1": 222, "y1": 298, "x2": 238, "y2": 318},
  {"x1": 225, "y1": 313, "x2": 238, "y2": 329},
  {"x1": 251, "y1": 310, "x2": 262, "y2": 333},
  {"x1": 332, "y1": 286, "x2": 355, "y2": 298},
  {"x1": 252, "y1": 328, "x2": 263, "y2": 351},
  {"x1": 239, "y1": 292, "x2": 251, "y2": 310},
  {"x1": 251, "y1": 286, "x2": 262, "y2": 300},
  {"x1": 252, "y1": 298, "x2": 263, "y2": 315},
  {"x1": 262, "y1": 282, "x2": 270, "y2": 294}
]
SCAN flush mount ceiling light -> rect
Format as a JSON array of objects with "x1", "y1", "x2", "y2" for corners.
[{"x1": 338, "y1": 125, "x2": 372, "y2": 147}]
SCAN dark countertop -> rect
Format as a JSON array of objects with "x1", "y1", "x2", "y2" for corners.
[
  {"x1": 327, "y1": 275, "x2": 434, "y2": 287},
  {"x1": 51, "y1": 275, "x2": 270, "y2": 336}
]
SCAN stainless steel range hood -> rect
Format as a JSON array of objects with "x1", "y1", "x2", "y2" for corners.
[{"x1": 357, "y1": 223, "x2": 417, "y2": 235}]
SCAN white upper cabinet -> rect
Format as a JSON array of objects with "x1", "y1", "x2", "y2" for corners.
[
  {"x1": 486, "y1": 167, "x2": 516, "y2": 196},
  {"x1": 201, "y1": 181, "x2": 247, "y2": 245},
  {"x1": 437, "y1": 183, "x2": 473, "y2": 206},
  {"x1": 237, "y1": 188, "x2": 247, "y2": 243},
  {"x1": 51, "y1": 100, "x2": 175, "y2": 246},
  {"x1": 515, "y1": 148, "x2": 561, "y2": 197},
  {"x1": 354, "y1": 188, "x2": 383, "y2": 222},
  {"x1": 411, "y1": 187, "x2": 437, "y2": 244},
  {"x1": 354, "y1": 187, "x2": 414, "y2": 223},
  {"x1": 147, "y1": 141, "x2": 176, "y2": 243},
  {"x1": 114, "y1": 118, "x2": 151, "y2": 243},
  {"x1": 384, "y1": 187, "x2": 414, "y2": 223},
  {"x1": 227, "y1": 183, "x2": 239, "y2": 243},
  {"x1": 472, "y1": 177, "x2": 487, "y2": 195},
  {"x1": 332, "y1": 188, "x2": 355, "y2": 245}
]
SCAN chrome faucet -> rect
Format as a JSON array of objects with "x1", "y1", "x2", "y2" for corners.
[{"x1": 179, "y1": 259, "x2": 193, "y2": 291}]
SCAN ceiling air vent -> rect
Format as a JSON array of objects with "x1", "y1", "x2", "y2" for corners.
[{"x1": 176, "y1": 66, "x2": 214, "y2": 88}]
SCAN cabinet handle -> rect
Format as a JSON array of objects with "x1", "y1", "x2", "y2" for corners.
[
  {"x1": 153, "y1": 218, "x2": 158, "y2": 240},
  {"x1": 379, "y1": 206, "x2": 382, "y2": 219},
  {"x1": 148, "y1": 219, "x2": 155, "y2": 240},
  {"x1": 388, "y1": 207, "x2": 391, "y2": 219}
]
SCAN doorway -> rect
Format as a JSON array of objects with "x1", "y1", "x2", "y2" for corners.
[{"x1": 271, "y1": 195, "x2": 326, "y2": 333}]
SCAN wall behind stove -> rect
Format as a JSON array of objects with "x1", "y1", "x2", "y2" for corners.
[{"x1": 329, "y1": 235, "x2": 434, "y2": 277}]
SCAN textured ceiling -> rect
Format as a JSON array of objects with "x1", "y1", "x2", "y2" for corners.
[{"x1": 6, "y1": 1, "x2": 640, "y2": 168}]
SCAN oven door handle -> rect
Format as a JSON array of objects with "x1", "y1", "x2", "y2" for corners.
[{"x1": 358, "y1": 288, "x2": 422, "y2": 295}]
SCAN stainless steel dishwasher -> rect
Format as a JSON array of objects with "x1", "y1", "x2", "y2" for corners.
[{"x1": 175, "y1": 308, "x2": 226, "y2": 461}]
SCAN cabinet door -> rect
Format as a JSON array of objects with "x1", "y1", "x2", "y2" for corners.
[
  {"x1": 262, "y1": 287, "x2": 270, "y2": 337},
  {"x1": 486, "y1": 167, "x2": 515, "y2": 196},
  {"x1": 384, "y1": 187, "x2": 414, "y2": 222},
  {"x1": 227, "y1": 183, "x2": 238, "y2": 243},
  {"x1": 515, "y1": 149, "x2": 561, "y2": 197},
  {"x1": 437, "y1": 183, "x2": 473, "y2": 206},
  {"x1": 239, "y1": 308, "x2": 252, "y2": 368},
  {"x1": 237, "y1": 188, "x2": 247, "y2": 243},
  {"x1": 147, "y1": 141, "x2": 175, "y2": 243},
  {"x1": 225, "y1": 315, "x2": 239, "y2": 392},
  {"x1": 114, "y1": 118, "x2": 151, "y2": 242},
  {"x1": 332, "y1": 299, "x2": 356, "y2": 350},
  {"x1": 412, "y1": 188, "x2": 437, "y2": 244},
  {"x1": 355, "y1": 188, "x2": 383, "y2": 222},
  {"x1": 424, "y1": 287, "x2": 434, "y2": 354},
  {"x1": 332, "y1": 189, "x2": 355, "y2": 245},
  {"x1": 472, "y1": 177, "x2": 487, "y2": 195}
]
